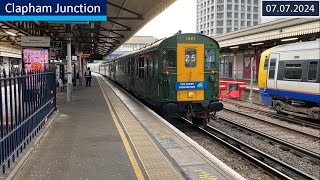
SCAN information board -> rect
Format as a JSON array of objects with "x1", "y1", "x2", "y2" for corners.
[{"x1": 23, "y1": 48, "x2": 49, "y2": 71}]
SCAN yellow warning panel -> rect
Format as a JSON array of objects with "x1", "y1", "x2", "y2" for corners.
[{"x1": 177, "y1": 43, "x2": 204, "y2": 101}]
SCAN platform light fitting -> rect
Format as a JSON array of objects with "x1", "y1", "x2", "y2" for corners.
[
  {"x1": 5, "y1": 31, "x2": 16, "y2": 36},
  {"x1": 230, "y1": 46, "x2": 239, "y2": 49},
  {"x1": 281, "y1": 37, "x2": 298, "y2": 42},
  {"x1": 252, "y1": 42, "x2": 264, "y2": 46}
]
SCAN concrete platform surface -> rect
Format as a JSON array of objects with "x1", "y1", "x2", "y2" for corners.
[
  {"x1": 14, "y1": 77, "x2": 137, "y2": 180},
  {"x1": 13, "y1": 75, "x2": 244, "y2": 180}
]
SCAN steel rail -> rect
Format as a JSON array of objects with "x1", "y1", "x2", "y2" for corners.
[
  {"x1": 181, "y1": 117, "x2": 318, "y2": 180},
  {"x1": 223, "y1": 100, "x2": 320, "y2": 129}
]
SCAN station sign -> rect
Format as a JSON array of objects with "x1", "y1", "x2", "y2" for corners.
[
  {"x1": 21, "y1": 36, "x2": 50, "y2": 47},
  {"x1": 53, "y1": 41, "x2": 62, "y2": 50},
  {"x1": 175, "y1": 82, "x2": 207, "y2": 90},
  {"x1": 0, "y1": 0, "x2": 107, "y2": 21}
]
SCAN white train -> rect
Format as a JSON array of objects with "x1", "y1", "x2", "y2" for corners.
[{"x1": 258, "y1": 39, "x2": 320, "y2": 120}]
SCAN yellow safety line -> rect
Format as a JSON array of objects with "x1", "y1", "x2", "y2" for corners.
[{"x1": 97, "y1": 77, "x2": 145, "y2": 180}]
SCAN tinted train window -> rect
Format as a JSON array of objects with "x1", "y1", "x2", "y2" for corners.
[
  {"x1": 284, "y1": 63, "x2": 302, "y2": 80},
  {"x1": 308, "y1": 61, "x2": 318, "y2": 81},
  {"x1": 185, "y1": 49, "x2": 197, "y2": 68},
  {"x1": 205, "y1": 50, "x2": 215, "y2": 69},
  {"x1": 164, "y1": 50, "x2": 176, "y2": 70},
  {"x1": 264, "y1": 58, "x2": 269, "y2": 70},
  {"x1": 268, "y1": 59, "x2": 276, "y2": 79}
]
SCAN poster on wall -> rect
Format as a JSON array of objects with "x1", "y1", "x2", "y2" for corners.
[
  {"x1": 23, "y1": 48, "x2": 49, "y2": 71},
  {"x1": 243, "y1": 55, "x2": 256, "y2": 80}
]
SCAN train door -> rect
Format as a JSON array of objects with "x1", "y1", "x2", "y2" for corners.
[
  {"x1": 267, "y1": 53, "x2": 280, "y2": 94},
  {"x1": 177, "y1": 44, "x2": 204, "y2": 101}
]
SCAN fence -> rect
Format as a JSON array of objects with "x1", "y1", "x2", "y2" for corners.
[{"x1": 0, "y1": 69, "x2": 57, "y2": 173}]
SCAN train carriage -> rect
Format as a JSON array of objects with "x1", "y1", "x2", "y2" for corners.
[
  {"x1": 258, "y1": 39, "x2": 320, "y2": 120},
  {"x1": 99, "y1": 33, "x2": 223, "y2": 127}
]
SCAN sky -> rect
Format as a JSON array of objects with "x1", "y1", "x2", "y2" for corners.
[
  {"x1": 134, "y1": 0, "x2": 276, "y2": 39},
  {"x1": 135, "y1": 0, "x2": 196, "y2": 39}
]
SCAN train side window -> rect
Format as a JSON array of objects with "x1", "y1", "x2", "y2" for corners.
[
  {"x1": 153, "y1": 58, "x2": 156, "y2": 77},
  {"x1": 135, "y1": 58, "x2": 138, "y2": 76},
  {"x1": 205, "y1": 50, "x2": 215, "y2": 69},
  {"x1": 268, "y1": 59, "x2": 276, "y2": 79},
  {"x1": 308, "y1": 61, "x2": 318, "y2": 81},
  {"x1": 138, "y1": 57, "x2": 144, "y2": 79},
  {"x1": 264, "y1": 58, "x2": 269, "y2": 70},
  {"x1": 185, "y1": 49, "x2": 197, "y2": 68},
  {"x1": 146, "y1": 58, "x2": 149, "y2": 77},
  {"x1": 164, "y1": 49, "x2": 176, "y2": 70},
  {"x1": 149, "y1": 58, "x2": 153, "y2": 77},
  {"x1": 284, "y1": 63, "x2": 302, "y2": 80}
]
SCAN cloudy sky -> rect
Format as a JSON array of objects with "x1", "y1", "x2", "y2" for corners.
[
  {"x1": 135, "y1": 0, "x2": 276, "y2": 39},
  {"x1": 135, "y1": 0, "x2": 196, "y2": 39}
]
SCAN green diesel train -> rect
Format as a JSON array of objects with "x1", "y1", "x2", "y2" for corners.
[{"x1": 98, "y1": 33, "x2": 223, "y2": 127}]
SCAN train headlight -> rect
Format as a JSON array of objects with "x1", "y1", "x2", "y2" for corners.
[
  {"x1": 162, "y1": 71, "x2": 169, "y2": 76},
  {"x1": 210, "y1": 70, "x2": 218, "y2": 75}
]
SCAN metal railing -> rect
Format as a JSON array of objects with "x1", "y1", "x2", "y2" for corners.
[{"x1": 0, "y1": 69, "x2": 57, "y2": 173}]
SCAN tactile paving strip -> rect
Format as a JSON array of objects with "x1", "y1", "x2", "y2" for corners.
[{"x1": 97, "y1": 77, "x2": 183, "y2": 180}]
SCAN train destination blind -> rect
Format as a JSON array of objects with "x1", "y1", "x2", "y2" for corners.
[
  {"x1": 0, "y1": 0, "x2": 107, "y2": 21},
  {"x1": 175, "y1": 82, "x2": 208, "y2": 90}
]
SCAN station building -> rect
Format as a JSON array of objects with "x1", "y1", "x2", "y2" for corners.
[{"x1": 214, "y1": 18, "x2": 320, "y2": 83}]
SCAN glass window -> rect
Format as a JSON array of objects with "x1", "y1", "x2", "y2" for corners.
[
  {"x1": 268, "y1": 59, "x2": 276, "y2": 79},
  {"x1": 264, "y1": 58, "x2": 269, "y2": 70},
  {"x1": 308, "y1": 61, "x2": 318, "y2": 81},
  {"x1": 138, "y1": 57, "x2": 145, "y2": 79},
  {"x1": 164, "y1": 49, "x2": 176, "y2": 70},
  {"x1": 205, "y1": 50, "x2": 216, "y2": 70},
  {"x1": 235, "y1": 13, "x2": 239, "y2": 18},
  {"x1": 284, "y1": 63, "x2": 302, "y2": 80},
  {"x1": 185, "y1": 49, "x2": 197, "y2": 68}
]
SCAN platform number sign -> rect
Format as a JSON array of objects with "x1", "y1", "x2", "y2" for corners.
[{"x1": 53, "y1": 41, "x2": 62, "y2": 50}]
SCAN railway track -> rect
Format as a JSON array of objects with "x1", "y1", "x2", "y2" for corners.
[
  {"x1": 182, "y1": 117, "x2": 319, "y2": 180},
  {"x1": 221, "y1": 108, "x2": 320, "y2": 146},
  {"x1": 223, "y1": 99, "x2": 320, "y2": 130}
]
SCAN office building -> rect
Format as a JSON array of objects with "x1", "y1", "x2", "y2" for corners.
[{"x1": 196, "y1": 0, "x2": 261, "y2": 36}]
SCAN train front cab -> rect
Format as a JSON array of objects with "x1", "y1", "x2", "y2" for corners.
[
  {"x1": 258, "y1": 48, "x2": 273, "y2": 107},
  {"x1": 162, "y1": 35, "x2": 223, "y2": 127}
]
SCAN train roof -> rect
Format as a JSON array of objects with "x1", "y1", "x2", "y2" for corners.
[
  {"x1": 272, "y1": 39, "x2": 320, "y2": 53},
  {"x1": 103, "y1": 33, "x2": 219, "y2": 64}
]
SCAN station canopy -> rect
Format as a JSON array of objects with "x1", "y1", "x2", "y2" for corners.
[{"x1": 0, "y1": 0, "x2": 176, "y2": 59}]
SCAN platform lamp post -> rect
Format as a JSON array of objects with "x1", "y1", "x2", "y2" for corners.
[
  {"x1": 248, "y1": 55, "x2": 254, "y2": 106},
  {"x1": 248, "y1": 44, "x2": 260, "y2": 106},
  {"x1": 67, "y1": 38, "x2": 73, "y2": 102}
]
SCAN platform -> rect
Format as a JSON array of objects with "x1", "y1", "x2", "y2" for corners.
[{"x1": 13, "y1": 75, "x2": 244, "y2": 180}]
